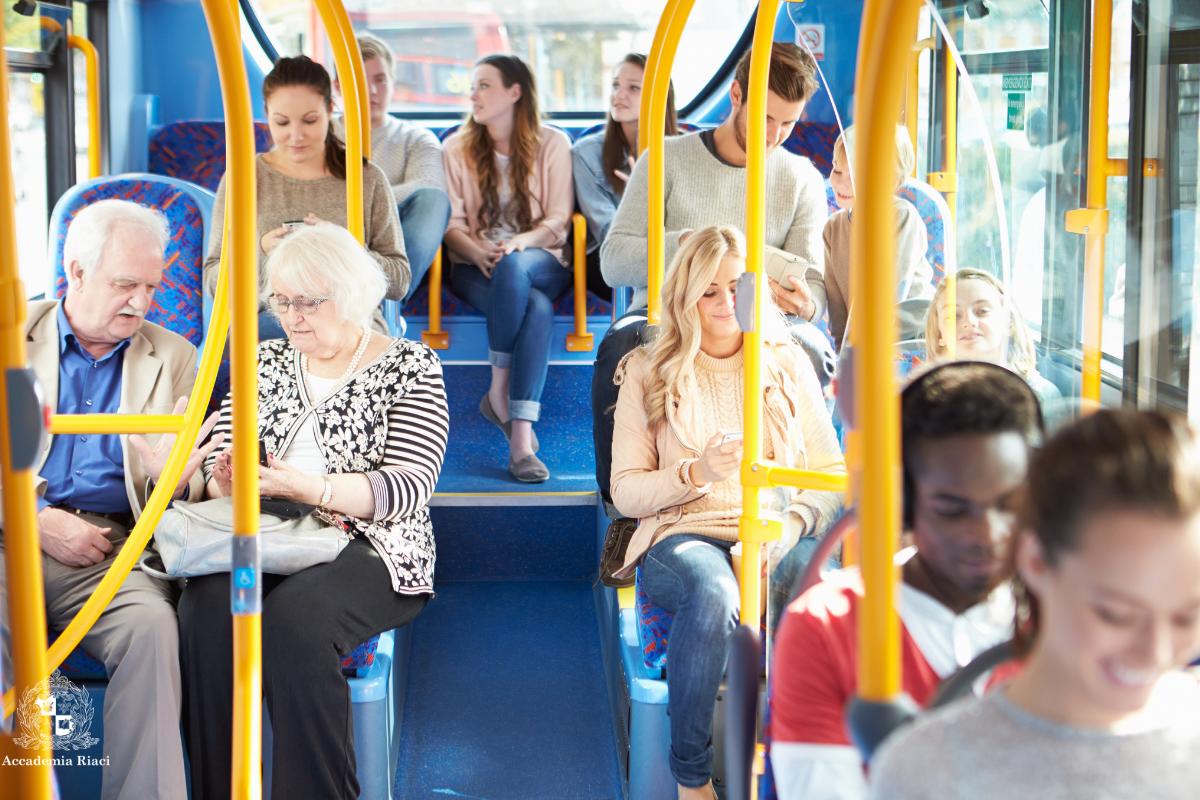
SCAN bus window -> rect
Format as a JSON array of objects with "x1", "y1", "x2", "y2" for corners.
[
  {"x1": 5, "y1": 70, "x2": 49, "y2": 299},
  {"x1": 242, "y1": 0, "x2": 757, "y2": 114}
]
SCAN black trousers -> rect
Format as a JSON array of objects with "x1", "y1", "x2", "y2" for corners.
[{"x1": 178, "y1": 538, "x2": 429, "y2": 800}]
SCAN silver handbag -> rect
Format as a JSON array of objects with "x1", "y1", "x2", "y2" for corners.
[{"x1": 140, "y1": 496, "x2": 351, "y2": 579}]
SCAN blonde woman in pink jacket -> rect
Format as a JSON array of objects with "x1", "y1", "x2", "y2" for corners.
[
  {"x1": 442, "y1": 54, "x2": 574, "y2": 483},
  {"x1": 610, "y1": 225, "x2": 844, "y2": 799}
]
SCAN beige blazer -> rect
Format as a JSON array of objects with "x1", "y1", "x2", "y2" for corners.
[{"x1": 22, "y1": 299, "x2": 204, "y2": 519}]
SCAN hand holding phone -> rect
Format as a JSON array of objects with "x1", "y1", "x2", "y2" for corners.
[{"x1": 720, "y1": 432, "x2": 743, "y2": 447}]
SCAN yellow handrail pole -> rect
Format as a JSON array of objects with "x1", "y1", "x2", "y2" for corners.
[
  {"x1": 69, "y1": 35, "x2": 102, "y2": 178},
  {"x1": 638, "y1": 0, "x2": 685, "y2": 155},
  {"x1": 905, "y1": 38, "x2": 934, "y2": 179},
  {"x1": 566, "y1": 213, "x2": 594, "y2": 351},
  {"x1": 1067, "y1": 0, "x2": 1113, "y2": 404},
  {"x1": 736, "y1": 0, "x2": 781, "y2": 627},
  {"x1": 421, "y1": 249, "x2": 449, "y2": 349},
  {"x1": 0, "y1": 19, "x2": 55, "y2": 797},
  {"x1": 853, "y1": 0, "x2": 921, "y2": 702},
  {"x1": 198, "y1": 0, "x2": 261, "y2": 793},
  {"x1": 644, "y1": 0, "x2": 694, "y2": 326},
  {"x1": 49, "y1": 414, "x2": 184, "y2": 434},
  {"x1": 325, "y1": 0, "x2": 371, "y2": 162},
  {"x1": 310, "y1": 0, "x2": 364, "y2": 242}
]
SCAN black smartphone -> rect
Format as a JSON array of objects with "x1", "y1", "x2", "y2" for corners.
[
  {"x1": 282, "y1": 220, "x2": 305, "y2": 232},
  {"x1": 259, "y1": 440, "x2": 270, "y2": 467}
]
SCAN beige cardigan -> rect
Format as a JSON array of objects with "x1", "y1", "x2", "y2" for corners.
[
  {"x1": 442, "y1": 124, "x2": 574, "y2": 265},
  {"x1": 610, "y1": 343, "x2": 845, "y2": 580}
]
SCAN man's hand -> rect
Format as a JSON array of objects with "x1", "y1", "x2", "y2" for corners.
[
  {"x1": 38, "y1": 507, "x2": 114, "y2": 567},
  {"x1": 129, "y1": 398, "x2": 225, "y2": 498},
  {"x1": 769, "y1": 274, "x2": 816, "y2": 320}
]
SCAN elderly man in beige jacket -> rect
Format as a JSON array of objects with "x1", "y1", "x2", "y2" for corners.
[{"x1": 0, "y1": 199, "x2": 220, "y2": 800}]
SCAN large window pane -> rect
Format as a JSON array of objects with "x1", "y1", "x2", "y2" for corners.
[
  {"x1": 245, "y1": 0, "x2": 756, "y2": 113},
  {"x1": 961, "y1": 0, "x2": 1050, "y2": 54},
  {"x1": 7, "y1": 71, "x2": 49, "y2": 298}
]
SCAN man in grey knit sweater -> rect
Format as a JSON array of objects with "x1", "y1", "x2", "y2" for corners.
[
  {"x1": 592, "y1": 42, "x2": 832, "y2": 508},
  {"x1": 339, "y1": 33, "x2": 450, "y2": 304}
]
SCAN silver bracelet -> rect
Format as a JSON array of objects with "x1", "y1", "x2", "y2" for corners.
[{"x1": 319, "y1": 476, "x2": 333, "y2": 508}]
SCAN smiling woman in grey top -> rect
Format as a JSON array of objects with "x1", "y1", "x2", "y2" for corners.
[{"x1": 870, "y1": 408, "x2": 1200, "y2": 800}]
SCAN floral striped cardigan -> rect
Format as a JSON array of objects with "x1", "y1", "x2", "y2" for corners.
[{"x1": 204, "y1": 338, "x2": 449, "y2": 594}]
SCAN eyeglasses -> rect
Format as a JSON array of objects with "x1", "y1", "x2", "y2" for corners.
[{"x1": 267, "y1": 294, "x2": 329, "y2": 314}]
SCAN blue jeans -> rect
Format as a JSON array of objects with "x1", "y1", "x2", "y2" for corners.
[
  {"x1": 768, "y1": 536, "x2": 841, "y2": 634},
  {"x1": 640, "y1": 534, "x2": 740, "y2": 788},
  {"x1": 399, "y1": 188, "x2": 452, "y2": 304},
  {"x1": 449, "y1": 249, "x2": 571, "y2": 422}
]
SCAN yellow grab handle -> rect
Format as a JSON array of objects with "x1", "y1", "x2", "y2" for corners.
[{"x1": 566, "y1": 213, "x2": 594, "y2": 352}]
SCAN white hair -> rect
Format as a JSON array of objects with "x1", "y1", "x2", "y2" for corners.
[
  {"x1": 62, "y1": 199, "x2": 170, "y2": 276},
  {"x1": 263, "y1": 223, "x2": 387, "y2": 328}
]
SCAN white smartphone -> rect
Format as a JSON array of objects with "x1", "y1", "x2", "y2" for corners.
[{"x1": 720, "y1": 432, "x2": 744, "y2": 447}]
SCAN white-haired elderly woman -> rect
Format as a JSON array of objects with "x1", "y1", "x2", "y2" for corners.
[{"x1": 177, "y1": 223, "x2": 449, "y2": 800}]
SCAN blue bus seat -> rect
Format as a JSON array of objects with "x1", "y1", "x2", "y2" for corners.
[
  {"x1": 783, "y1": 121, "x2": 840, "y2": 177},
  {"x1": 48, "y1": 174, "x2": 215, "y2": 349},
  {"x1": 619, "y1": 606, "x2": 674, "y2": 799},
  {"x1": 147, "y1": 120, "x2": 273, "y2": 192},
  {"x1": 634, "y1": 567, "x2": 672, "y2": 671}
]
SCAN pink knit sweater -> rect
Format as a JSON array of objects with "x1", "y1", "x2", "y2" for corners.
[{"x1": 441, "y1": 124, "x2": 574, "y2": 265}]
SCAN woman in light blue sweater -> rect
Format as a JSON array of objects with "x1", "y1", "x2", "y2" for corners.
[{"x1": 571, "y1": 53, "x2": 677, "y2": 300}]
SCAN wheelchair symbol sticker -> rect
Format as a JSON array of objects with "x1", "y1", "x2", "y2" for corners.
[{"x1": 234, "y1": 567, "x2": 256, "y2": 589}]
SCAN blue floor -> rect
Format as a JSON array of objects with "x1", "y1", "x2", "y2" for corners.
[
  {"x1": 436, "y1": 364, "x2": 598, "y2": 495},
  {"x1": 394, "y1": 581, "x2": 623, "y2": 800}
]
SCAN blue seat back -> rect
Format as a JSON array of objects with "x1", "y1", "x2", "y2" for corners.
[
  {"x1": 49, "y1": 174, "x2": 215, "y2": 347},
  {"x1": 148, "y1": 120, "x2": 273, "y2": 192},
  {"x1": 783, "y1": 121, "x2": 840, "y2": 177}
]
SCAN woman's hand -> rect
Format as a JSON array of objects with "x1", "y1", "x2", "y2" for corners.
[
  {"x1": 303, "y1": 212, "x2": 328, "y2": 226},
  {"x1": 690, "y1": 432, "x2": 743, "y2": 486},
  {"x1": 613, "y1": 154, "x2": 637, "y2": 184},
  {"x1": 211, "y1": 449, "x2": 233, "y2": 497},
  {"x1": 260, "y1": 226, "x2": 289, "y2": 255},
  {"x1": 503, "y1": 231, "x2": 541, "y2": 255},
  {"x1": 470, "y1": 239, "x2": 505, "y2": 277},
  {"x1": 259, "y1": 454, "x2": 323, "y2": 504}
]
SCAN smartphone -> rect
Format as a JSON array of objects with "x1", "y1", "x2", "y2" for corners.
[
  {"x1": 259, "y1": 440, "x2": 270, "y2": 467},
  {"x1": 282, "y1": 220, "x2": 306, "y2": 232},
  {"x1": 720, "y1": 432, "x2": 743, "y2": 447}
]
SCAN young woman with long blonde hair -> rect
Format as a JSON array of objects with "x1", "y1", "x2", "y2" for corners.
[
  {"x1": 609, "y1": 225, "x2": 844, "y2": 799},
  {"x1": 442, "y1": 54, "x2": 574, "y2": 483}
]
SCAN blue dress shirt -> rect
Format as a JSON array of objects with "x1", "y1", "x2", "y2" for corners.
[{"x1": 38, "y1": 304, "x2": 131, "y2": 514}]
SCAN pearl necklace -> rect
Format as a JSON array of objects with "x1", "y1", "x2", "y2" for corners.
[{"x1": 302, "y1": 328, "x2": 371, "y2": 383}]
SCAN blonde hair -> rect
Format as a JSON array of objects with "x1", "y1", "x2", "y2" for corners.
[
  {"x1": 641, "y1": 226, "x2": 789, "y2": 429},
  {"x1": 832, "y1": 124, "x2": 915, "y2": 188},
  {"x1": 356, "y1": 33, "x2": 394, "y2": 72},
  {"x1": 924, "y1": 268, "x2": 1037, "y2": 378},
  {"x1": 263, "y1": 223, "x2": 387, "y2": 328}
]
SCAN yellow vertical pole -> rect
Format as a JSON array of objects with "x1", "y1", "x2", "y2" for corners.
[
  {"x1": 69, "y1": 36, "x2": 103, "y2": 178},
  {"x1": 198, "y1": 0, "x2": 261, "y2": 795},
  {"x1": 311, "y1": 0, "x2": 365, "y2": 242},
  {"x1": 1068, "y1": 0, "x2": 1113, "y2": 404},
  {"x1": 736, "y1": 1, "x2": 782, "y2": 626},
  {"x1": 566, "y1": 213, "x2": 594, "y2": 351},
  {"x1": 940, "y1": 45, "x2": 957, "y2": 221},
  {"x1": 639, "y1": 0, "x2": 685, "y2": 155},
  {"x1": 325, "y1": 0, "x2": 371, "y2": 162},
  {"x1": 853, "y1": 0, "x2": 922, "y2": 702},
  {"x1": 643, "y1": 0, "x2": 695, "y2": 326},
  {"x1": 0, "y1": 20, "x2": 55, "y2": 798}
]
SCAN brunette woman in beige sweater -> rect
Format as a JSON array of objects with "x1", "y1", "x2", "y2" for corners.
[{"x1": 610, "y1": 226, "x2": 844, "y2": 799}]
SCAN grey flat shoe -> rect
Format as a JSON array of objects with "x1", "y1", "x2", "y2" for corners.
[
  {"x1": 509, "y1": 453, "x2": 550, "y2": 483},
  {"x1": 479, "y1": 394, "x2": 539, "y2": 452}
]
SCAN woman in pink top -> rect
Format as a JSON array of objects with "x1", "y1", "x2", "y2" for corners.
[{"x1": 442, "y1": 54, "x2": 574, "y2": 483}]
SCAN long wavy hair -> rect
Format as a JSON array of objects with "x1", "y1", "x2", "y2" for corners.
[
  {"x1": 461, "y1": 54, "x2": 542, "y2": 233},
  {"x1": 262, "y1": 55, "x2": 348, "y2": 180},
  {"x1": 925, "y1": 268, "x2": 1037, "y2": 379},
  {"x1": 641, "y1": 226, "x2": 789, "y2": 429},
  {"x1": 601, "y1": 53, "x2": 678, "y2": 196}
]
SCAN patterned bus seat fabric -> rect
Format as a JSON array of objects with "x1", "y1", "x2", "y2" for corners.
[
  {"x1": 783, "y1": 122, "x2": 840, "y2": 177},
  {"x1": 58, "y1": 642, "x2": 108, "y2": 681},
  {"x1": 148, "y1": 121, "x2": 273, "y2": 192},
  {"x1": 635, "y1": 568, "x2": 672, "y2": 671},
  {"x1": 50, "y1": 174, "x2": 214, "y2": 347},
  {"x1": 822, "y1": 179, "x2": 950, "y2": 286},
  {"x1": 340, "y1": 635, "x2": 380, "y2": 677}
]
